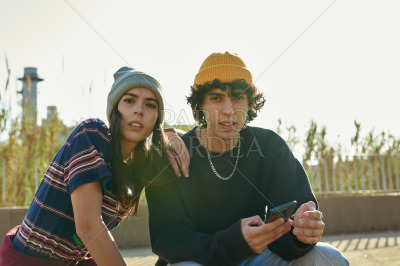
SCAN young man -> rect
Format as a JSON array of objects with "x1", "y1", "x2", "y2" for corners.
[{"x1": 146, "y1": 52, "x2": 348, "y2": 265}]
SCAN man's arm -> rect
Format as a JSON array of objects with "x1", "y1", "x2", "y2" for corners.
[
  {"x1": 265, "y1": 150, "x2": 318, "y2": 261},
  {"x1": 147, "y1": 181, "x2": 293, "y2": 266},
  {"x1": 146, "y1": 181, "x2": 253, "y2": 265}
]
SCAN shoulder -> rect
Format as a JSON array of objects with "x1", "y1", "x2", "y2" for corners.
[
  {"x1": 64, "y1": 119, "x2": 112, "y2": 152},
  {"x1": 181, "y1": 127, "x2": 198, "y2": 144},
  {"x1": 68, "y1": 118, "x2": 111, "y2": 143},
  {"x1": 243, "y1": 126, "x2": 286, "y2": 147}
]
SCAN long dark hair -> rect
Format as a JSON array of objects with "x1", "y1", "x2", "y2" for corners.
[{"x1": 109, "y1": 104, "x2": 175, "y2": 216}]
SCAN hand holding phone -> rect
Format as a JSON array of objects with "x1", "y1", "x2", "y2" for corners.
[{"x1": 264, "y1": 200, "x2": 297, "y2": 223}]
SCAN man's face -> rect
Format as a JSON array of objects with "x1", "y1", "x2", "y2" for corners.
[{"x1": 200, "y1": 86, "x2": 249, "y2": 141}]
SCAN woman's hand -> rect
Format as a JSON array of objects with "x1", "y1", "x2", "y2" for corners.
[{"x1": 165, "y1": 128, "x2": 190, "y2": 177}]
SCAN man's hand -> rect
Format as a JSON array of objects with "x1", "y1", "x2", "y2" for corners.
[
  {"x1": 241, "y1": 216, "x2": 293, "y2": 254},
  {"x1": 165, "y1": 129, "x2": 189, "y2": 177},
  {"x1": 292, "y1": 201, "x2": 325, "y2": 244}
]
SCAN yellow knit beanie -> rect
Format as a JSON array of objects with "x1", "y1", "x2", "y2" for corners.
[{"x1": 193, "y1": 52, "x2": 253, "y2": 89}]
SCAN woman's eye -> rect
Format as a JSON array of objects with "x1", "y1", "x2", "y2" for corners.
[
  {"x1": 211, "y1": 97, "x2": 221, "y2": 101},
  {"x1": 146, "y1": 103, "x2": 157, "y2": 109},
  {"x1": 124, "y1": 98, "x2": 134, "y2": 103}
]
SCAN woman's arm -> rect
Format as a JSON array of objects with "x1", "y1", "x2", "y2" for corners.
[{"x1": 71, "y1": 181, "x2": 126, "y2": 266}]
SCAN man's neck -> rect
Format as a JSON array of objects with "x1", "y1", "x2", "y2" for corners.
[{"x1": 200, "y1": 127, "x2": 240, "y2": 153}]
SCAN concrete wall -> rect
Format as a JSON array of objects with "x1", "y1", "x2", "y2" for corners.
[
  {"x1": 1, "y1": 196, "x2": 399, "y2": 248},
  {"x1": 110, "y1": 204, "x2": 151, "y2": 248},
  {"x1": 0, "y1": 207, "x2": 28, "y2": 241},
  {"x1": 317, "y1": 195, "x2": 400, "y2": 234},
  {"x1": 0, "y1": 204, "x2": 150, "y2": 249}
]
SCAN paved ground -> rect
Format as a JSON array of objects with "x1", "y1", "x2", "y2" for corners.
[{"x1": 120, "y1": 230, "x2": 400, "y2": 265}]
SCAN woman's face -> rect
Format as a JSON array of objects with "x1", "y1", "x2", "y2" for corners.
[{"x1": 117, "y1": 87, "x2": 159, "y2": 156}]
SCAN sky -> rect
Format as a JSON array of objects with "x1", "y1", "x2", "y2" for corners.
[{"x1": 1, "y1": 0, "x2": 399, "y2": 156}]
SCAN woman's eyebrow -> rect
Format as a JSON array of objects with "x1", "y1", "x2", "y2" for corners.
[
  {"x1": 123, "y1": 92, "x2": 138, "y2": 98},
  {"x1": 123, "y1": 93, "x2": 158, "y2": 103}
]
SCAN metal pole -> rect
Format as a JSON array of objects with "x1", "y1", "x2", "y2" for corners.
[
  {"x1": 317, "y1": 160, "x2": 322, "y2": 193},
  {"x1": 395, "y1": 155, "x2": 399, "y2": 190},
  {"x1": 339, "y1": 156, "x2": 344, "y2": 193},
  {"x1": 332, "y1": 156, "x2": 336, "y2": 193},
  {"x1": 368, "y1": 157, "x2": 373, "y2": 192},
  {"x1": 360, "y1": 156, "x2": 365, "y2": 193},
  {"x1": 387, "y1": 155, "x2": 393, "y2": 191},
  {"x1": 346, "y1": 156, "x2": 351, "y2": 192},
  {"x1": 353, "y1": 156, "x2": 358, "y2": 192},
  {"x1": 2, "y1": 159, "x2": 5, "y2": 203},
  {"x1": 381, "y1": 156, "x2": 386, "y2": 192},
  {"x1": 324, "y1": 158, "x2": 329, "y2": 193},
  {"x1": 375, "y1": 156, "x2": 380, "y2": 191},
  {"x1": 308, "y1": 164, "x2": 314, "y2": 191}
]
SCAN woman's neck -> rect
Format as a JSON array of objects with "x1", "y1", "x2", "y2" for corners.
[{"x1": 121, "y1": 141, "x2": 136, "y2": 161}]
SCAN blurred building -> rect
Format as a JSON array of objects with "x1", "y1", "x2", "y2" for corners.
[
  {"x1": 46, "y1": 105, "x2": 57, "y2": 122},
  {"x1": 18, "y1": 67, "x2": 44, "y2": 124}
]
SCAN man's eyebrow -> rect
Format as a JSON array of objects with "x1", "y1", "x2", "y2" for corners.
[
  {"x1": 206, "y1": 92, "x2": 224, "y2": 96},
  {"x1": 231, "y1": 88, "x2": 245, "y2": 94},
  {"x1": 123, "y1": 92, "x2": 158, "y2": 103}
]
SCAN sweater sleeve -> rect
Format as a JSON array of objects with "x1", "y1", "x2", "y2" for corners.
[
  {"x1": 146, "y1": 181, "x2": 256, "y2": 266},
  {"x1": 265, "y1": 136, "x2": 317, "y2": 260}
]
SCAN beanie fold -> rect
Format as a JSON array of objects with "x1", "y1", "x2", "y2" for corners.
[
  {"x1": 193, "y1": 52, "x2": 253, "y2": 88},
  {"x1": 194, "y1": 64, "x2": 253, "y2": 86}
]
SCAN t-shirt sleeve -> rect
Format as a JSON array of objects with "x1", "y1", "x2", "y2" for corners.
[{"x1": 63, "y1": 120, "x2": 112, "y2": 194}]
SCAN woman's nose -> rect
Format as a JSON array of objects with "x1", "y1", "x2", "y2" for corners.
[{"x1": 133, "y1": 104, "x2": 144, "y2": 115}]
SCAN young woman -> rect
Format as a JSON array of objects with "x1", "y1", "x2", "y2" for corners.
[{"x1": 0, "y1": 67, "x2": 188, "y2": 266}]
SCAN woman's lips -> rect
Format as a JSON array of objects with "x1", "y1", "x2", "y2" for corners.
[{"x1": 128, "y1": 121, "x2": 143, "y2": 130}]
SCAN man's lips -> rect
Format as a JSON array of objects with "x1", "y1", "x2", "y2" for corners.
[
  {"x1": 219, "y1": 121, "x2": 236, "y2": 129},
  {"x1": 219, "y1": 121, "x2": 236, "y2": 126}
]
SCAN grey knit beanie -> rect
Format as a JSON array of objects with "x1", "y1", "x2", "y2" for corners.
[{"x1": 106, "y1": 67, "x2": 164, "y2": 126}]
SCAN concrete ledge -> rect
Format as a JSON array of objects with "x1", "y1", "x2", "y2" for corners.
[
  {"x1": 1, "y1": 196, "x2": 399, "y2": 248},
  {"x1": 111, "y1": 204, "x2": 151, "y2": 248},
  {"x1": 0, "y1": 205, "x2": 150, "y2": 249},
  {"x1": 0, "y1": 207, "x2": 28, "y2": 240},
  {"x1": 318, "y1": 195, "x2": 400, "y2": 234}
]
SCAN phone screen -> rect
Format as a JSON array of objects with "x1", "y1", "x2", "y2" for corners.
[{"x1": 264, "y1": 200, "x2": 297, "y2": 223}]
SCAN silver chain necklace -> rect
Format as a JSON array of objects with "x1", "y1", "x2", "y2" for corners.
[{"x1": 203, "y1": 127, "x2": 241, "y2": 181}]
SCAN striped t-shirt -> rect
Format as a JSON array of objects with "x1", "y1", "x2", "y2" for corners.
[{"x1": 13, "y1": 118, "x2": 131, "y2": 262}]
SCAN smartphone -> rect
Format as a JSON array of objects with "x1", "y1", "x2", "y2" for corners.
[{"x1": 264, "y1": 200, "x2": 297, "y2": 223}]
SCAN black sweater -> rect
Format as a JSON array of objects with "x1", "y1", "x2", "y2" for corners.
[{"x1": 146, "y1": 126, "x2": 317, "y2": 265}]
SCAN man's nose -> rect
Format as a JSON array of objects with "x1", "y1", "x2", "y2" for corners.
[{"x1": 222, "y1": 99, "x2": 234, "y2": 115}]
